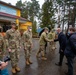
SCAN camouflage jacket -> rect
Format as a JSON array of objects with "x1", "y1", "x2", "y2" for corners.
[
  {"x1": 6, "y1": 29, "x2": 21, "y2": 49},
  {"x1": 48, "y1": 31, "x2": 53, "y2": 40},
  {"x1": 23, "y1": 30, "x2": 32, "y2": 46},
  {"x1": 39, "y1": 32, "x2": 51, "y2": 45},
  {"x1": 51, "y1": 32, "x2": 56, "y2": 39},
  {"x1": 0, "y1": 34, "x2": 5, "y2": 54}
]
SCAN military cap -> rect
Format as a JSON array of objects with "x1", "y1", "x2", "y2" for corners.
[
  {"x1": 44, "y1": 27, "x2": 49, "y2": 30},
  {"x1": 28, "y1": 26, "x2": 32, "y2": 29},
  {"x1": 52, "y1": 29, "x2": 55, "y2": 32},
  {"x1": 11, "y1": 22, "x2": 16, "y2": 25}
]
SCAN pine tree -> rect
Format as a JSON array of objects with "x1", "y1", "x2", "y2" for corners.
[{"x1": 41, "y1": 0, "x2": 55, "y2": 29}]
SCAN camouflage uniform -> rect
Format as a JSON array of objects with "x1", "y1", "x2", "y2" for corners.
[
  {"x1": 23, "y1": 30, "x2": 32, "y2": 65},
  {"x1": 37, "y1": 31, "x2": 52, "y2": 60},
  {"x1": 48, "y1": 29, "x2": 56, "y2": 51},
  {"x1": 51, "y1": 30, "x2": 56, "y2": 49},
  {"x1": 48, "y1": 31, "x2": 53, "y2": 51},
  {"x1": 6, "y1": 29, "x2": 21, "y2": 68},
  {"x1": 0, "y1": 34, "x2": 5, "y2": 60}
]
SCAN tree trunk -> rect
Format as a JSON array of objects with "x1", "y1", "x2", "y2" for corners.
[{"x1": 62, "y1": 3, "x2": 65, "y2": 32}]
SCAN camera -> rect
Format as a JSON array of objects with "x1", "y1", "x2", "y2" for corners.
[{"x1": 0, "y1": 56, "x2": 11, "y2": 66}]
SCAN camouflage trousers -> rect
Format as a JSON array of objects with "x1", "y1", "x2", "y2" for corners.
[
  {"x1": 49, "y1": 42, "x2": 56, "y2": 51},
  {"x1": 0, "y1": 53, "x2": 3, "y2": 61},
  {"x1": 9, "y1": 49, "x2": 19, "y2": 67},
  {"x1": 37, "y1": 45, "x2": 45, "y2": 57},
  {"x1": 24, "y1": 46, "x2": 32, "y2": 59}
]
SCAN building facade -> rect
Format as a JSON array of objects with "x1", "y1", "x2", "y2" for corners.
[{"x1": 0, "y1": 1, "x2": 32, "y2": 35}]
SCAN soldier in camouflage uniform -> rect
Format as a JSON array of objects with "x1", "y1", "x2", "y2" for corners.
[
  {"x1": 36, "y1": 27, "x2": 53, "y2": 60},
  {"x1": 48, "y1": 29, "x2": 53, "y2": 51},
  {"x1": 23, "y1": 26, "x2": 32, "y2": 65},
  {"x1": 0, "y1": 33, "x2": 5, "y2": 60},
  {"x1": 51, "y1": 29, "x2": 56, "y2": 50},
  {"x1": 48, "y1": 29, "x2": 56, "y2": 51},
  {"x1": 6, "y1": 22, "x2": 21, "y2": 73}
]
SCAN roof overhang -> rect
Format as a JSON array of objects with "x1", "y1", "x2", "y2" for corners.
[{"x1": 0, "y1": 12, "x2": 26, "y2": 23}]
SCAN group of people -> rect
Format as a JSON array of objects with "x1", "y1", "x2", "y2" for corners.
[
  {"x1": 0, "y1": 22, "x2": 33, "y2": 74},
  {"x1": 0, "y1": 22, "x2": 76, "y2": 75},
  {"x1": 37, "y1": 26, "x2": 76, "y2": 75},
  {"x1": 36, "y1": 27, "x2": 56, "y2": 60},
  {"x1": 52, "y1": 27, "x2": 76, "y2": 75}
]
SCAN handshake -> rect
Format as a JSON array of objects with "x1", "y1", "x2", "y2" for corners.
[
  {"x1": 50, "y1": 40, "x2": 54, "y2": 42},
  {"x1": 0, "y1": 56, "x2": 10, "y2": 70}
]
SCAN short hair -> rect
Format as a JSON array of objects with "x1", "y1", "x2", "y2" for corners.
[
  {"x1": 69, "y1": 27, "x2": 76, "y2": 32},
  {"x1": 56, "y1": 27, "x2": 61, "y2": 31}
]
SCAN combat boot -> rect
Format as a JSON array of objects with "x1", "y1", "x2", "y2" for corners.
[
  {"x1": 26, "y1": 59, "x2": 30, "y2": 65},
  {"x1": 28, "y1": 58, "x2": 32, "y2": 64},
  {"x1": 41, "y1": 57, "x2": 47, "y2": 60},
  {"x1": 36, "y1": 50, "x2": 41, "y2": 58},
  {"x1": 12, "y1": 67, "x2": 16, "y2": 73},
  {"x1": 52, "y1": 47, "x2": 55, "y2": 50},
  {"x1": 36, "y1": 53, "x2": 39, "y2": 58},
  {"x1": 15, "y1": 66, "x2": 20, "y2": 72}
]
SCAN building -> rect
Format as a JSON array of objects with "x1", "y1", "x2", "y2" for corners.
[{"x1": 0, "y1": 1, "x2": 32, "y2": 35}]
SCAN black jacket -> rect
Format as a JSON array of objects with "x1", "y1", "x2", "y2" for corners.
[
  {"x1": 64, "y1": 33, "x2": 76, "y2": 56},
  {"x1": 54, "y1": 32, "x2": 67, "y2": 53}
]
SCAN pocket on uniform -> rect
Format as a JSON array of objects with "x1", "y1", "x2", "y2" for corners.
[{"x1": 9, "y1": 41, "x2": 16, "y2": 49}]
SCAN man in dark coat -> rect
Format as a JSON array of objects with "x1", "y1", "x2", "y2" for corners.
[
  {"x1": 64, "y1": 27, "x2": 76, "y2": 75},
  {"x1": 54, "y1": 28, "x2": 67, "y2": 66}
]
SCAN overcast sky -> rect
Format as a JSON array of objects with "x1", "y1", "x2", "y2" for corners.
[{"x1": 1, "y1": 0, "x2": 44, "y2": 7}]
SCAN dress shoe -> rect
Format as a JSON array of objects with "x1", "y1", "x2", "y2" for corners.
[
  {"x1": 65, "y1": 72, "x2": 68, "y2": 75},
  {"x1": 55, "y1": 63, "x2": 62, "y2": 66},
  {"x1": 65, "y1": 63, "x2": 68, "y2": 65}
]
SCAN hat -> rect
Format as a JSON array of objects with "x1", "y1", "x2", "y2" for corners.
[
  {"x1": 11, "y1": 22, "x2": 16, "y2": 25},
  {"x1": 44, "y1": 27, "x2": 49, "y2": 30},
  {"x1": 28, "y1": 26, "x2": 32, "y2": 29},
  {"x1": 52, "y1": 29, "x2": 55, "y2": 32}
]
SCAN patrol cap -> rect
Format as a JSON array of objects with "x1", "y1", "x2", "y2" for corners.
[
  {"x1": 11, "y1": 22, "x2": 16, "y2": 26},
  {"x1": 28, "y1": 26, "x2": 32, "y2": 29},
  {"x1": 16, "y1": 24, "x2": 18, "y2": 27},
  {"x1": 52, "y1": 29, "x2": 55, "y2": 32},
  {"x1": 44, "y1": 27, "x2": 49, "y2": 30}
]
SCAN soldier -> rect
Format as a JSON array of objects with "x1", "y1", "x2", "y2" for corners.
[
  {"x1": 0, "y1": 26, "x2": 5, "y2": 60},
  {"x1": 48, "y1": 29, "x2": 53, "y2": 51},
  {"x1": 51, "y1": 29, "x2": 56, "y2": 50},
  {"x1": 48, "y1": 29, "x2": 56, "y2": 52},
  {"x1": 23, "y1": 26, "x2": 33, "y2": 66},
  {"x1": 6, "y1": 22, "x2": 21, "y2": 73},
  {"x1": 36, "y1": 27, "x2": 53, "y2": 60},
  {"x1": 0, "y1": 33, "x2": 5, "y2": 61}
]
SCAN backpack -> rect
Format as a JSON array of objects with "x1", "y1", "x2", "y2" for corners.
[{"x1": 69, "y1": 33, "x2": 76, "y2": 54}]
